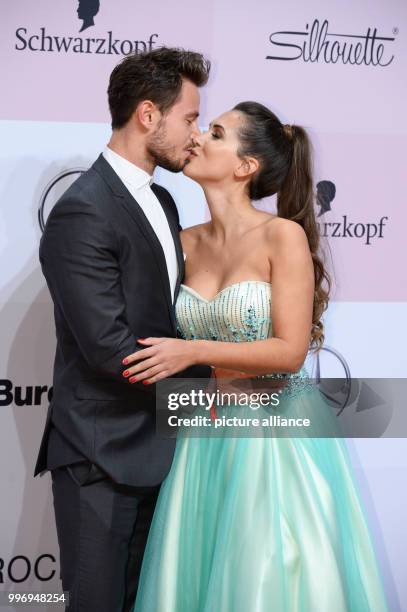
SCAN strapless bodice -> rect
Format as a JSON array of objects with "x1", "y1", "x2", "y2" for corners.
[
  {"x1": 176, "y1": 280, "x2": 272, "y2": 343},
  {"x1": 175, "y1": 280, "x2": 312, "y2": 390}
]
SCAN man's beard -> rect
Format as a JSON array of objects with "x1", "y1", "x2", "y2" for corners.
[{"x1": 147, "y1": 121, "x2": 190, "y2": 173}]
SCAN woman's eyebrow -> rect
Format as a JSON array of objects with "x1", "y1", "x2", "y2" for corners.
[{"x1": 209, "y1": 122, "x2": 225, "y2": 132}]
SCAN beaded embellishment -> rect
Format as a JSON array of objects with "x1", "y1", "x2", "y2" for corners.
[{"x1": 176, "y1": 280, "x2": 312, "y2": 396}]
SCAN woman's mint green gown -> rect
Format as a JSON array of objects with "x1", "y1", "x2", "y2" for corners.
[{"x1": 134, "y1": 281, "x2": 388, "y2": 612}]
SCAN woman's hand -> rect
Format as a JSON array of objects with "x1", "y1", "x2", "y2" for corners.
[{"x1": 122, "y1": 338, "x2": 198, "y2": 385}]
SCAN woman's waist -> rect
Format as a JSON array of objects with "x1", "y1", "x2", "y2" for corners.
[{"x1": 211, "y1": 366, "x2": 314, "y2": 400}]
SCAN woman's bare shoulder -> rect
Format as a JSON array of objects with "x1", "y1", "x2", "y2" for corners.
[{"x1": 265, "y1": 215, "x2": 308, "y2": 243}]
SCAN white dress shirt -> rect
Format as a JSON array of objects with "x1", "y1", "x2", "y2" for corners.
[{"x1": 103, "y1": 146, "x2": 178, "y2": 302}]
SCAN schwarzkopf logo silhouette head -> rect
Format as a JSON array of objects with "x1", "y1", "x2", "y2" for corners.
[
  {"x1": 316, "y1": 180, "x2": 336, "y2": 217},
  {"x1": 315, "y1": 179, "x2": 387, "y2": 244},
  {"x1": 77, "y1": 0, "x2": 100, "y2": 33}
]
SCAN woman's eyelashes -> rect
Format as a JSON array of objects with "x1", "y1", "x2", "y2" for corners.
[{"x1": 211, "y1": 131, "x2": 221, "y2": 139}]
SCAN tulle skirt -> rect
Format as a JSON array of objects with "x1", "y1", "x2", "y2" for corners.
[{"x1": 134, "y1": 385, "x2": 388, "y2": 612}]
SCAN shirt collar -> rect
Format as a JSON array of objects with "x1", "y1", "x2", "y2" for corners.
[{"x1": 103, "y1": 146, "x2": 154, "y2": 189}]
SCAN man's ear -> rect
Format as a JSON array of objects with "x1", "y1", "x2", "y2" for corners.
[
  {"x1": 234, "y1": 156, "x2": 259, "y2": 179},
  {"x1": 135, "y1": 100, "x2": 161, "y2": 130}
]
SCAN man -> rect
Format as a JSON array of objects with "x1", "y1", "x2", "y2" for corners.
[{"x1": 34, "y1": 47, "x2": 211, "y2": 611}]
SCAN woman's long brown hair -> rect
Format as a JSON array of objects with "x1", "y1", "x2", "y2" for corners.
[
  {"x1": 234, "y1": 102, "x2": 331, "y2": 350},
  {"x1": 277, "y1": 125, "x2": 330, "y2": 350}
]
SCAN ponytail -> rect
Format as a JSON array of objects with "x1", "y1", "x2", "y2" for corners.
[
  {"x1": 277, "y1": 124, "x2": 330, "y2": 350},
  {"x1": 233, "y1": 101, "x2": 330, "y2": 350}
]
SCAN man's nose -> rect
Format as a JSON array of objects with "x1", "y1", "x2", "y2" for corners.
[
  {"x1": 191, "y1": 122, "x2": 202, "y2": 140},
  {"x1": 191, "y1": 129, "x2": 204, "y2": 148}
]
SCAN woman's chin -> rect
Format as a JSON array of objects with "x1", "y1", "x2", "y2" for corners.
[{"x1": 183, "y1": 162, "x2": 198, "y2": 180}]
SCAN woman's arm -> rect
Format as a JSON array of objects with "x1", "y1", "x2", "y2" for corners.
[
  {"x1": 196, "y1": 220, "x2": 315, "y2": 373},
  {"x1": 122, "y1": 220, "x2": 315, "y2": 384}
]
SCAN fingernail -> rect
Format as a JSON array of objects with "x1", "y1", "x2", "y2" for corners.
[
  {"x1": 129, "y1": 376, "x2": 137, "y2": 383},
  {"x1": 138, "y1": 338, "x2": 145, "y2": 342},
  {"x1": 123, "y1": 370, "x2": 130, "y2": 377},
  {"x1": 142, "y1": 380, "x2": 150, "y2": 385},
  {"x1": 122, "y1": 358, "x2": 128, "y2": 365}
]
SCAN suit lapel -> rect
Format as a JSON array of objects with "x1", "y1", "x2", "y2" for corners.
[
  {"x1": 92, "y1": 154, "x2": 180, "y2": 331},
  {"x1": 151, "y1": 184, "x2": 185, "y2": 302},
  {"x1": 120, "y1": 194, "x2": 175, "y2": 323}
]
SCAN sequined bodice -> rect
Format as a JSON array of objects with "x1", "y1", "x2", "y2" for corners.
[
  {"x1": 176, "y1": 280, "x2": 272, "y2": 343},
  {"x1": 176, "y1": 280, "x2": 311, "y2": 392}
]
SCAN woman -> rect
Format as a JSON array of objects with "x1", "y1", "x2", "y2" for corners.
[{"x1": 126, "y1": 102, "x2": 388, "y2": 611}]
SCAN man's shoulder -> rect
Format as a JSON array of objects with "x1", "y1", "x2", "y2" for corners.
[
  {"x1": 40, "y1": 173, "x2": 118, "y2": 247},
  {"x1": 51, "y1": 162, "x2": 114, "y2": 216}
]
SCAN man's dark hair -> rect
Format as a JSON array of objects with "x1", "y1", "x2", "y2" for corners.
[{"x1": 108, "y1": 48, "x2": 211, "y2": 129}]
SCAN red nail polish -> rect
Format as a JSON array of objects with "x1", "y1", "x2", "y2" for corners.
[
  {"x1": 129, "y1": 376, "x2": 137, "y2": 383},
  {"x1": 142, "y1": 380, "x2": 150, "y2": 385},
  {"x1": 123, "y1": 370, "x2": 130, "y2": 377},
  {"x1": 138, "y1": 338, "x2": 145, "y2": 342},
  {"x1": 122, "y1": 358, "x2": 128, "y2": 365}
]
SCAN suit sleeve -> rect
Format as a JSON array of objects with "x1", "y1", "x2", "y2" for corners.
[{"x1": 40, "y1": 196, "x2": 149, "y2": 386}]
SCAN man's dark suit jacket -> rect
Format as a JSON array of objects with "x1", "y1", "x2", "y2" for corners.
[{"x1": 34, "y1": 153, "x2": 211, "y2": 486}]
